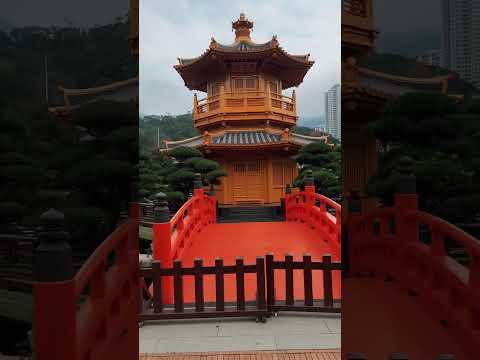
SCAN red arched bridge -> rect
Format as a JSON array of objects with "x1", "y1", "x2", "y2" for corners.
[
  {"x1": 32, "y1": 178, "x2": 342, "y2": 360},
  {"x1": 147, "y1": 182, "x2": 341, "y2": 307},
  {"x1": 31, "y1": 169, "x2": 479, "y2": 359}
]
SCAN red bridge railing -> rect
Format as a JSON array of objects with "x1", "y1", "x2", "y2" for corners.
[
  {"x1": 347, "y1": 162, "x2": 480, "y2": 357},
  {"x1": 285, "y1": 180, "x2": 341, "y2": 254},
  {"x1": 33, "y1": 203, "x2": 139, "y2": 360},
  {"x1": 151, "y1": 178, "x2": 217, "y2": 302},
  {"x1": 152, "y1": 188, "x2": 216, "y2": 263}
]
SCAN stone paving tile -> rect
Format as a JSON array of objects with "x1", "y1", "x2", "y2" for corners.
[
  {"x1": 154, "y1": 335, "x2": 277, "y2": 353},
  {"x1": 140, "y1": 314, "x2": 341, "y2": 353},
  {"x1": 140, "y1": 319, "x2": 221, "y2": 339},
  {"x1": 274, "y1": 333, "x2": 340, "y2": 350}
]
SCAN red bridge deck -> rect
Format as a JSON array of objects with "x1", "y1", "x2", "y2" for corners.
[{"x1": 177, "y1": 221, "x2": 341, "y2": 303}]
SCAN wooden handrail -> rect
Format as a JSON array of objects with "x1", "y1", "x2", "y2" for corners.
[
  {"x1": 75, "y1": 223, "x2": 130, "y2": 297},
  {"x1": 285, "y1": 189, "x2": 342, "y2": 251},
  {"x1": 198, "y1": 91, "x2": 295, "y2": 104},
  {"x1": 348, "y1": 192, "x2": 480, "y2": 357}
]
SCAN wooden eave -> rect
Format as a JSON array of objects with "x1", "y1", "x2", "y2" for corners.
[
  {"x1": 58, "y1": 77, "x2": 139, "y2": 96},
  {"x1": 175, "y1": 47, "x2": 314, "y2": 92},
  {"x1": 199, "y1": 140, "x2": 301, "y2": 152}
]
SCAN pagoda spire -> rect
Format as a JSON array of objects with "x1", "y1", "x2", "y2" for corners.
[{"x1": 232, "y1": 13, "x2": 253, "y2": 41}]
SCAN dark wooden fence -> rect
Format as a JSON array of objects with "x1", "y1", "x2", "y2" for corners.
[
  {"x1": 139, "y1": 257, "x2": 267, "y2": 320},
  {"x1": 139, "y1": 254, "x2": 341, "y2": 321},
  {"x1": 266, "y1": 253, "x2": 341, "y2": 313}
]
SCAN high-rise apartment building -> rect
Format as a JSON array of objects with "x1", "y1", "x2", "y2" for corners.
[
  {"x1": 416, "y1": 50, "x2": 443, "y2": 67},
  {"x1": 325, "y1": 84, "x2": 341, "y2": 141},
  {"x1": 442, "y1": 0, "x2": 480, "y2": 88}
]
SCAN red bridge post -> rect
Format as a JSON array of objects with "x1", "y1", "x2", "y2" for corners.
[
  {"x1": 304, "y1": 169, "x2": 316, "y2": 227},
  {"x1": 394, "y1": 157, "x2": 419, "y2": 244},
  {"x1": 33, "y1": 209, "x2": 76, "y2": 360},
  {"x1": 193, "y1": 173, "x2": 206, "y2": 226},
  {"x1": 152, "y1": 192, "x2": 173, "y2": 303},
  {"x1": 346, "y1": 190, "x2": 362, "y2": 276}
]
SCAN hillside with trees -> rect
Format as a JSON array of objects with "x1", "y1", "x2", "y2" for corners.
[
  {"x1": 366, "y1": 92, "x2": 480, "y2": 231},
  {"x1": 0, "y1": 17, "x2": 137, "y2": 356}
]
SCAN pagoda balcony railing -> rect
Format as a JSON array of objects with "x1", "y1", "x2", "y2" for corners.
[
  {"x1": 193, "y1": 89, "x2": 297, "y2": 126},
  {"x1": 343, "y1": 0, "x2": 367, "y2": 17},
  {"x1": 341, "y1": 0, "x2": 376, "y2": 56}
]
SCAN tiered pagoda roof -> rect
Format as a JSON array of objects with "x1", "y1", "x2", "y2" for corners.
[
  {"x1": 48, "y1": 77, "x2": 139, "y2": 117},
  {"x1": 174, "y1": 13, "x2": 314, "y2": 92},
  {"x1": 342, "y1": 57, "x2": 462, "y2": 113},
  {"x1": 164, "y1": 128, "x2": 331, "y2": 151}
]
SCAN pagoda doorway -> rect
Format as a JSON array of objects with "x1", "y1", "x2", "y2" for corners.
[{"x1": 232, "y1": 160, "x2": 266, "y2": 205}]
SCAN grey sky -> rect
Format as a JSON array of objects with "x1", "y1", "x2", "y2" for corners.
[
  {"x1": 140, "y1": 0, "x2": 341, "y2": 117},
  {"x1": 1, "y1": 0, "x2": 128, "y2": 27},
  {"x1": 374, "y1": 0, "x2": 442, "y2": 57}
]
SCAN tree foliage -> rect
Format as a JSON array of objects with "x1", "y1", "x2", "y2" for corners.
[
  {"x1": 292, "y1": 143, "x2": 341, "y2": 199},
  {"x1": 138, "y1": 145, "x2": 227, "y2": 209},
  {"x1": 367, "y1": 93, "x2": 480, "y2": 223}
]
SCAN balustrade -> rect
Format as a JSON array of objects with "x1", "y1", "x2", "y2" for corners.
[
  {"x1": 33, "y1": 203, "x2": 140, "y2": 360},
  {"x1": 193, "y1": 89, "x2": 296, "y2": 124},
  {"x1": 284, "y1": 170, "x2": 342, "y2": 253},
  {"x1": 347, "y1": 157, "x2": 480, "y2": 357},
  {"x1": 343, "y1": 0, "x2": 367, "y2": 16}
]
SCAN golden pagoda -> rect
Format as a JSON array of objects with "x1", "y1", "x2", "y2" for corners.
[{"x1": 167, "y1": 13, "x2": 330, "y2": 206}]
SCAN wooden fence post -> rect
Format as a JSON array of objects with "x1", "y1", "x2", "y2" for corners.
[
  {"x1": 265, "y1": 253, "x2": 275, "y2": 307},
  {"x1": 256, "y1": 256, "x2": 266, "y2": 310},
  {"x1": 322, "y1": 254, "x2": 333, "y2": 307},
  {"x1": 194, "y1": 258, "x2": 205, "y2": 312},
  {"x1": 285, "y1": 253, "x2": 294, "y2": 306},
  {"x1": 33, "y1": 209, "x2": 76, "y2": 360},
  {"x1": 236, "y1": 257, "x2": 246, "y2": 311},
  {"x1": 215, "y1": 258, "x2": 225, "y2": 311}
]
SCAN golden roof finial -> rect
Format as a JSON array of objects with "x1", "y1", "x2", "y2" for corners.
[
  {"x1": 232, "y1": 13, "x2": 253, "y2": 41},
  {"x1": 271, "y1": 35, "x2": 279, "y2": 48},
  {"x1": 209, "y1": 37, "x2": 218, "y2": 49}
]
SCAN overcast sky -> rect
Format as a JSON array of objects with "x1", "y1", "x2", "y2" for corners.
[
  {"x1": 374, "y1": 0, "x2": 442, "y2": 57},
  {"x1": 1, "y1": 0, "x2": 128, "y2": 27},
  {"x1": 140, "y1": 0, "x2": 341, "y2": 117}
]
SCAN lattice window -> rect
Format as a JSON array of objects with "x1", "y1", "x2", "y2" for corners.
[
  {"x1": 234, "y1": 163, "x2": 246, "y2": 172},
  {"x1": 245, "y1": 77, "x2": 257, "y2": 89},
  {"x1": 233, "y1": 78, "x2": 244, "y2": 89},
  {"x1": 210, "y1": 82, "x2": 220, "y2": 96},
  {"x1": 231, "y1": 62, "x2": 257, "y2": 74},
  {"x1": 273, "y1": 160, "x2": 284, "y2": 187},
  {"x1": 232, "y1": 76, "x2": 258, "y2": 90},
  {"x1": 248, "y1": 162, "x2": 260, "y2": 172},
  {"x1": 269, "y1": 81, "x2": 278, "y2": 94}
]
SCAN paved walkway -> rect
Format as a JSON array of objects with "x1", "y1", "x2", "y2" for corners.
[
  {"x1": 140, "y1": 350, "x2": 340, "y2": 360},
  {"x1": 140, "y1": 313, "x2": 340, "y2": 354},
  {"x1": 178, "y1": 222, "x2": 341, "y2": 302}
]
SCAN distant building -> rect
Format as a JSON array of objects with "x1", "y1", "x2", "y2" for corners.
[
  {"x1": 442, "y1": 0, "x2": 480, "y2": 88},
  {"x1": 314, "y1": 125, "x2": 326, "y2": 133},
  {"x1": 325, "y1": 84, "x2": 341, "y2": 141},
  {"x1": 416, "y1": 50, "x2": 442, "y2": 67}
]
